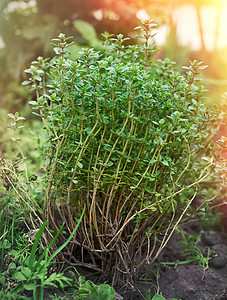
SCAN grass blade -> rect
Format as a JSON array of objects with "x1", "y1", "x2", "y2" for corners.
[
  {"x1": 28, "y1": 221, "x2": 48, "y2": 270},
  {"x1": 46, "y1": 205, "x2": 85, "y2": 264},
  {"x1": 34, "y1": 223, "x2": 64, "y2": 271}
]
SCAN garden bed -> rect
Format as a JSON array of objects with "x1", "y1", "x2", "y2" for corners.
[{"x1": 39, "y1": 218, "x2": 227, "y2": 300}]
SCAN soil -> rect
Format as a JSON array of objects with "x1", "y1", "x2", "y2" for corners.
[
  {"x1": 42, "y1": 218, "x2": 227, "y2": 300},
  {"x1": 116, "y1": 221, "x2": 227, "y2": 300},
  {"x1": 144, "y1": 227, "x2": 227, "y2": 300}
]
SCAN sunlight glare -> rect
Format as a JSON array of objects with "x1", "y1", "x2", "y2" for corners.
[
  {"x1": 136, "y1": 9, "x2": 150, "y2": 21},
  {"x1": 137, "y1": 1, "x2": 227, "y2": 51}
]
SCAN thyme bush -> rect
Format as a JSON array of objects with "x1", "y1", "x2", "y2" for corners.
[{"x1": 9, "y1": 21, "x2": 224, "y2": 288}]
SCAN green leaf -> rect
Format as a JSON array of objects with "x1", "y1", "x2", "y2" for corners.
[
  {"x1": 21, "y1": 267, "x2": 32, "y2": 278},
  {"x1": 0, "y1": 274, "x2": 5, "y2": 285},
  {"x1": 0, "y1": 239, "x2": 11, "y2": 249},
  {"x1": 152, "y1": 295, "x2": 166, "y2": 300},
  {"x1": 22, "y1": 80, "x2": 31, "y2": 86},
  {"x1": 77, "y1": 162, "x2": 83, "y2": 169},
  {"x1": 73, "y1": 20, "x2": 97, "y2": 43},
  {"x1": 29, "y1": 101, "x2": 38, "y2": 106},
  {"x1": 149, "y1": 159, "x2": 157, "y2": 165},
  {"x1": 11, "y1": 271, "x2": 27, "y2": 281},
  {"x1": 9, "y1": 263, "x2": 16, "y2": 271},
  {"x1": 17, "y1": 116, "x2": 25, "y2": 121},
  {"x1": 32, "y1": 112, "x2": 41, "y2": 117},
  {"x1": 149, "y1": 206, "x2": 157, "y2": 212},
  {"x1": 46, "y1": 205, "x2": 85, "y2": 265},
  {"x1": 146, "y1": 288, "x2": 151, "y2": 300},
  {"x1": 28, "y1": 221, "x2": 48, "y2": 270},
  {"x1": 10, "y1": 122, "x2": 16, "y2": 128},
  {"x1": 7, "y1": 113, "x2": 15, "y2": 119},
  {"x1": 159, "y1": 119, "x2": 165, "y2": 125},
  {"x1": 23, "y1": 282, "x2": 37, "y2": 291},
  {"x1": 34, "y1": 223, "x2": 65, "y2": 271},
  {"x1": 89, "y1": 284, "x2": 115, "y2": 299},
  {"x1": 44, "y1": 158, "x2": 50, "y2": 166},
  {"x1": 152, "y1": 121, "x2": 159, "y2": 125}
]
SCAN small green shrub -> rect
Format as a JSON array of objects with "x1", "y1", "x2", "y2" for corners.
[
  {"x1": 2, "y1": 20, "x2": 225, "y2": 289},
  {"x1": 178, "y1": 232, "x2": 211, "y2": 269}
]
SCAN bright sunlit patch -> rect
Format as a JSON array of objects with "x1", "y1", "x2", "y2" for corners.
[
  {"x1": 136, "y1": 0, "x2": 227, "y2": 51},
  {"x1": 169, "y1": 3, "x2": 227, "y2": 51},
  {"x1": 201, "y1": 6, "x2": 221, "y2": 50},
  {"x1": 93, "y1": 9, "x2": 103, "y2": 21},
  {"x1": 174, "y1": 4, "x2": 227, "y2": 51},
  {"x1": 0, "y1": 37, "x2": 5, "y2": 49},
  {"x1": 196, "y1": 0, "x2": 227, "y2": 7},
  {"x1": 174, "y1": 5, "x2": 201, "y2": 51},
  {"x1": 218, "y1": 5, "x2": 227, "y2": 48},
  {"x1": 136, "y1": 9, "x2": 150, "y2": 21},
  {"x1": 6, "y1": 0, "x2": 36, "y2": 13}
]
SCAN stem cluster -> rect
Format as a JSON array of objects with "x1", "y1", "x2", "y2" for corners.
[{"x1": 12, "y1": 27, "x2": 224, "y2": 289}]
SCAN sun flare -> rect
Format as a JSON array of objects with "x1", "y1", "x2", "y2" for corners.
[{"x1": 136, "y1": 0, "x2": 227, "y2": 51}]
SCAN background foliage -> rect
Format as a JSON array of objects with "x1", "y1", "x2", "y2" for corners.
[{"x1": 1, "y1": 0, "x2": 227, "y2": 113}]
